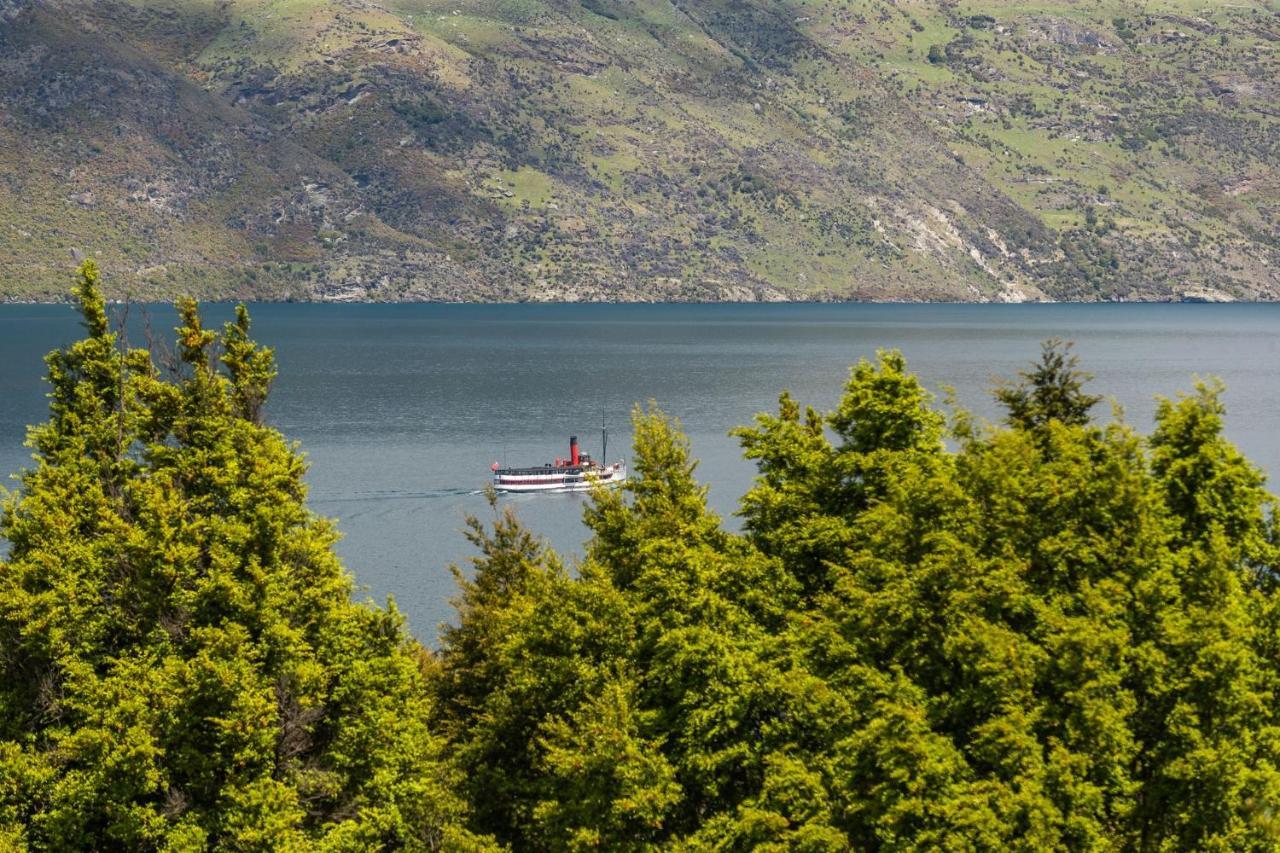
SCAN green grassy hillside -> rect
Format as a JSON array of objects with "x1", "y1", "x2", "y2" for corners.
[{"x1": 1, "y1": 0, "x2": 1278, "y2": 301}]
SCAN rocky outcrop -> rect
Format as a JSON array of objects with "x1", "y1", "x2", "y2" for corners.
[
  {"x1": 1020, "y1": 16, "x2": 1115, "y2": 53},
  {"x1": 0, "y1": 0, "x2": 33, "y2": 21}
]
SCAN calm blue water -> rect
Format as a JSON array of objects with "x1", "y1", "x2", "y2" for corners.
[{"x1": 3, "y1": 303, "x2": 1279, "y2": 639}]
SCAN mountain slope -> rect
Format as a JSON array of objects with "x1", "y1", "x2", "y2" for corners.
[{"x1": 1, "y1": 0, "x2": 1278, "y2": 301}]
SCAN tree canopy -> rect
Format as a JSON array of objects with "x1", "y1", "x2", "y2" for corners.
[
  {"x1": 0, "y1": 263, "x2": 484, "y2": 850},
  {"x1": 3, "y1": 265, "x2": 1280, "y2": 849},
  {"x1": 441, "y1": 343, "x2": 1280, "y2": 850}
]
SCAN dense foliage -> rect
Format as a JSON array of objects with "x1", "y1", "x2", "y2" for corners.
[
  {"x1": 0, "y1": 265, "x2": 482, "y2": 850},
  {"x1": 441, "y1": 344, "x2": 1280, "y2": 849},
  {"x1": 4, "y1": 268, "x2": 1280, "y2": 849}
]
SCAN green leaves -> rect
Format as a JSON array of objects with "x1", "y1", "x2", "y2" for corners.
[
  {"x1": 73, "y1": 260, "x2": 108, "y2": 340},
  {"x1": 0, "y1": 266, "x2": 482, "y2": 850},
  {"x1": 7, "y1": 278, "x2": 1280, "y2": 851},
  {"x1": 534, "y1": 677, "x2": 681, "y2": 850},
  {"x1": 995, "y1": 338, "x2": 1102, "y2": 432},
  {"x1": 1151, "y1": 380, "x2": 1275, "y2": 561},
  {"x1": 830, "y1": 351, "x2": 945, "y2": 455},
  {"x1": 221, "y1": 305, "x2": 277, "y2": 426},
  {"x1": 441, "y1": 340, "x2": 1280, "y2": 849}
]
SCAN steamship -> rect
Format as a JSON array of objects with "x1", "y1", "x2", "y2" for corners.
[{"x1": 491, "y1": 426, "x2": 627, "y2": 493}]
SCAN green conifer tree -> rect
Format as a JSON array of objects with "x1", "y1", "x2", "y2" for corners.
[
  {"x1": 434, "y1": 497, "x2": 637, "y2": 846},
  {"x1": 0, "y1": 264, "x2": 482, "y2": 850},
  {"x1": 1129, "y1": 382, "x2": 1280, "y2": 849},
  {"x1": 438, "y1": 341, "x2": 1280, "y2": 851},
  {"x1": 995, "y1": 337, "x2": 1101, "y2": 431},
  {"x1": 13, "y1": 270, "x2": 1279, "y2": 850},
  {"x1": 735, "y1": 351, "x2": 951, "y2": 599}
]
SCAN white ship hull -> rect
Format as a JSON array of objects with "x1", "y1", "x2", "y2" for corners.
[{"x1": 493, "y1": 462, "x2": 627, "y2": 493}]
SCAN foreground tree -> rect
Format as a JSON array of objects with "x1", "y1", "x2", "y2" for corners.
[
  {"x1": 444, "y1": 347, "x2": 1280, "y2": 850},
  {"x1": 438, "y1": 407, "x2": 815, "y2": 849},
  {"x1": 0, "y1": 264, "x2": 483, "y2": 850},
  {"x1": 5, "y1": 264, "x2": 1279, "y2": 850}
]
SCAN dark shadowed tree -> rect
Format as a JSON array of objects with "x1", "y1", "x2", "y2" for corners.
[{"x1": 995, "y1": 337, "x2": 1102, "y2": 431}]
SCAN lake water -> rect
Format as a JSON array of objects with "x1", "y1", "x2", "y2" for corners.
[{"x1": 3, "y1": 303, "x2": 1279, "y2": 640}]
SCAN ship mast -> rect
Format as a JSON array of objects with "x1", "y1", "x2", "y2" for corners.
[{"x1": 601, "y1": 412, "x2": 608, "y2": 464}]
